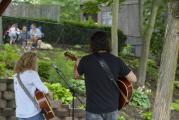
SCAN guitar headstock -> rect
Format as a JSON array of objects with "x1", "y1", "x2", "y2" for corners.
[{"x1": 64, "y1": 52, "x2": 77, "y2": 61}]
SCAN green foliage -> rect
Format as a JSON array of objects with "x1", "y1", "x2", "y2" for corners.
[
  {"x1": 69, "y1": 79, "x2": 85, "y2": 94},
  {"x1": 174, "y1": 81, "x2": 179, "y2": 89},
  {"x1": 118, "y1": 116, "x2": 125, "y2": 120},
  {"x1": 81, "y1": 0, "x2": 125, "y2": 14},
  {"x1": 147, "y1": 59, "x2": 158, "y2": 80},
  {"x1": 118, "y1": 112, "x2": 126, "y2": 120},
  {"x1": 142, "y1": 111, "x2": 152, "y2": 120},
  {"x1": 38, "y1": 59, "x2": 52, "y2": 81},
  {"x1": 120, "y1": 44, "x2": 134, "y2": 56},
  {"x1": 3, "y1": 16, "x2": 127, "y2": 52},
  {"x1": 45, "y1": 82, "x2": 73, "y2": 104},
  {"x1": 81, "y1": 1, "x2": 100, "y2": 14},
  {"x1": 0, "y1": 44, "x2": 20, "y2": 78},
  {"x1": 171, "y1": 99, "x2": 179, "y2": 112},
  {"x1": 131, "y1": 86, "x2": 151, "y2": 109},
  {"x1": 0, "y1": 63, "x2": 6, "y2": 78},
  {"x1": 2, "y1": 44, "x2": 20, "y2": 69}
]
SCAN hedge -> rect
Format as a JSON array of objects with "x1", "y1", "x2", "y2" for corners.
[{"x1": 2, "y1": 16, "x2": 127, "y2": 51}]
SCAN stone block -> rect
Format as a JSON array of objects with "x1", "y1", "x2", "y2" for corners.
[
  {"x1": 7, "y1": 100, "x2": 16, "y2": 108},
  {"x1": 0, "y1": 83, "x2": 7, "y2": 91},
  {"x1": 51, "y1": 100, "x2": 61, "y2": 109},
  {"x1": 0, "y1": 116, "x2": 6, "y2": 120},
  {"x1": 54, "y1": 109, "x2": 69, "y2": 118},
  {"x1": 65, "y1": 117, "x2": 79, "y2": 120},
  {"x1": 8, "y1": 83, "x2": 14, "y2": 91},
  {"x1": 1, "y1": 108, "x2": 15, "y2": 117},
  {"x1": 69, "y1": 109, "x2": 85, "y2": 117},
  {"x1": 6, "y1": 116, "x2": 17, "y2": 120},
  {"x1": 0, "y1": 99, "x2": 7, "y2": 108},
  {"x1": 3, "y1": 91, "x2": 15, "y2": 100}
]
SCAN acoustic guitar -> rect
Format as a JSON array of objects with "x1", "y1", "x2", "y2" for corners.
[
  {"x1": 35, "y1": 90, "x2": 55, "y2": 120},
  {"x1": 64, "y1": 51, "x2": 133, "y2": 110}
]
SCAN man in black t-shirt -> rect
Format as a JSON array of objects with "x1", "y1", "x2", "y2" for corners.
[{"x1": 74, "y1": 31, "x2": 137, "y2": 120}]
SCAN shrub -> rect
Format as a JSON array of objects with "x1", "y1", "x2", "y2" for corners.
[
  {"x1": 0, "y1": 44, "x2": 20, "y2": 78},
  {"x1": 142, "y1": 111, "x2": 152, "y2": 120},
  {"x1": 147, "y1": 59, "x2": 158, "y2": 80},
  {"x1": 38, "y1": 59, "x2": 52, "y2": 81},
  {"x1": 131, "y1": 86, "x2": 151, "y2": 109},
  {"x1": 171, "y1": 99, "x2": 179, "y2": 112},
  {"x1": 0, "y1": 63, "x2": 6, "y2": 78},
  {"x1": 45, "y1": 82, "x2": 73, "y2": 104}
]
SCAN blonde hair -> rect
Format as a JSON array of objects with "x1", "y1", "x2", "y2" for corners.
[{"x1": 14, "y1": 52, "x2": 37, "y2": 74}]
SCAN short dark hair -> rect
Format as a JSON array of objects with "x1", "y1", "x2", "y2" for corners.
[{"x1": 90, "y1": 31, "x2": 111, "y2": 53}]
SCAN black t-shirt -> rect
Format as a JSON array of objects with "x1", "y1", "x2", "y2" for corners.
[{"x1": 77, "y1": 53, "x2": 131, "y2": 113}]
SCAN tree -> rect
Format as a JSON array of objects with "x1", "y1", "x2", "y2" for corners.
[
  {"x1": 137, "y1": 0, "x2": 161, "y2": 86},
  {"x1": 111, "y1": 0, "x2": 119, "y2": 56},
  {"x1": 152, "y1": 1, "x2": 179, "y2": 120}
]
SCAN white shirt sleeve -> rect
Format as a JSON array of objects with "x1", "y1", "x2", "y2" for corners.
[{"x1": 31, "y1": 71, "x2": 49, "y2": 94}]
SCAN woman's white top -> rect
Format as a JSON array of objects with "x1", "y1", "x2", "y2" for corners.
[{"x1": 13, "y1": 70, "x2": 48, "y2": 118}]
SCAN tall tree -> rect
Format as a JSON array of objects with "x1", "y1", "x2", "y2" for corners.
[
  {"x1": 137, "y1": 0, "x2": 161, "y2": 86},
  {"x1": 111, "y1": 0, "x2": 119, "y2": 56},
  {"x1": 152, "y1": 1, "x2": 179, "y2": 120}
]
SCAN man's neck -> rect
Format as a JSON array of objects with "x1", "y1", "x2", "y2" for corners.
[{"x1": 97, "y1": 50, "x2": 107, "y2": 53}]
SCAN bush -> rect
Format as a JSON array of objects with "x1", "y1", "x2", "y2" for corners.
[
  {"x1": 45, "y1": 82, "x2": 73, "y2": 104},
  {"x1": 38, "y1": 59, "x2": 52, "y2": 81},
  {"x1": 0, "y1": 63, "x2": 6, "y2": 78},
  {"x1": 0, "y1": 44, "x2": 20, "y2": 78},
  {"x1": 142, "y1": 111, "x2": 152, "y2": 120},
  {"x1": 2, "y1": 16, "x2": 127, "y2": 52},
  {"x1": 131, "y1": 86, "x2": 151, "y2": 109},
  {"x1": 171, "y1": 99, "x2": 179, "y2": 112}
]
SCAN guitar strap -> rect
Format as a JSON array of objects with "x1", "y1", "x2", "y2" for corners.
[
  {"x1": 94, "y1": 54, "x2": 129, "y2": 103},
  {"x1": 16, "y1": 74, "x2": 39, "y2": 109}
]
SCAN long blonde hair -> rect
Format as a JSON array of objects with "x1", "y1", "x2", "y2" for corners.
[{"x1": 14, "y1": 52, "x2": 37, "y2": 74}]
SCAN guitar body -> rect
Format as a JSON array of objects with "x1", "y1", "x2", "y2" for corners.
[
  {"x1": 35, "y1": 90, "x2": 55, "y2": 120},
  {"x1": 117, "y1": 78, "x2": 133, "y2": 110}
]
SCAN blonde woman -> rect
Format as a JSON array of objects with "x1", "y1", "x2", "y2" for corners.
[{"x1": 14, "y1": 52, "x2": 48, "y2": 120}]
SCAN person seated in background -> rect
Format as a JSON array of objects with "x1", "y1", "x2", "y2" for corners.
[
  {"x1": 19, "y1": 26, "x2": 30, "y2": 49},
  {"x1": 8, "y1": 23, "x2": 20, "y2": 44},
  {"x1": 29, "y1": 23, "x2": 43, "y2": 49}
]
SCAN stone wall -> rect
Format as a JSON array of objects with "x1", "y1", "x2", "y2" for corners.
[{"x1": 0, "y1": 79, "x2": 85, "y2": 120}]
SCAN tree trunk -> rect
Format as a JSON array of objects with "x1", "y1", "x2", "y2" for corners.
[
  {"x1": 0, "y1": 0, "x2": 2, "y2": 45},
  {"x1": 137, "y1": 0, "x2": 160, "y2": 86},
  {"x1": 152, "y1": 2, "x2": 179, "y2": 120},
  {"x1": 111, "y1": 0, "x2": 119, "y2": 56}
]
